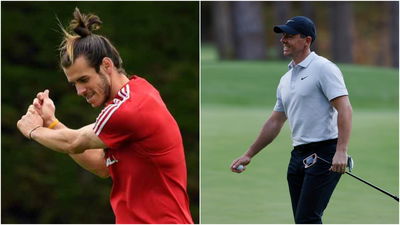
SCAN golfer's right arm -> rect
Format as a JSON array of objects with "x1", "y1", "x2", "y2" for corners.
[
  {"x1": 31, "y1": 123, "x2": 110, "y2": 178},
  {"x1": 32, "y1": 90, "x2": 109, "y2": 178},
  {"x1": 231, "y1": 111, "x2": 287, "y2": 172},
  {"x1": 49, "y1": 121, "x2": 110, "y2": 178}
]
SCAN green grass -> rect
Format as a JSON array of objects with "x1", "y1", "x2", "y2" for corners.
[
  {"x1": 200, "y1": 46, "x2": 399, "y2": 223},
  {"x1": 201, "y1": 106, "x2": 398, "y2": 223},
  {"x1": 201, "y1": 44, "x2": 398, "y2": 110}
]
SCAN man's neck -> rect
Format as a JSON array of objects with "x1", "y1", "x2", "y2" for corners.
[
  {"x1": 109, "y1": 73, "x2": 130, "y2": 101},
  {"x1": 292, "y1": 49, "x2": 311, "y2": 65}
]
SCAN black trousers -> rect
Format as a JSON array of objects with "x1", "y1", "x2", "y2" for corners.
[{"x1": 287, "y1": 139, "x2": 342, "y2": 224}]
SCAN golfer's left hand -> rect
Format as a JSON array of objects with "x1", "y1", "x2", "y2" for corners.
[
  {"x1": 33, "y1": 89, "x2": 56, "y2": 127},
  {"x1": 17, "y1": 105, "x2": 44, "y2": 139},
  {"x1": 330, "y1": 150, "x2": 348, "y2": 174}
]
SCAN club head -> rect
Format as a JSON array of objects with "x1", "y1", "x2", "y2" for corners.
[{"x1": 347, "y1": 156, "x2": 354, "y2": 172}]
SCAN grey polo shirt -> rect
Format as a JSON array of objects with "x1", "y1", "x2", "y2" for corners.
[{"x1": 274, "y1": 52, "x2": 348, "y2": 146}]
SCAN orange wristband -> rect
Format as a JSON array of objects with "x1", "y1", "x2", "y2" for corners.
[{"x1": 48, "y1": 119, "x2": 59, "y2": 129}]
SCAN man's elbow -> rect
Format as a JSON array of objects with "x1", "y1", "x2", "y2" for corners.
[
  {"x1": 66, "y1": 141, "x2": 86, "y2": 154},
  {"x1": 336, "y1": 101, "x2": 352, "y2": 116},
  {"x1": 345, "y1": 103, "x2": 353, "y2": 116}
]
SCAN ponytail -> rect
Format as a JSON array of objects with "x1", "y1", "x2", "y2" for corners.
[{"x1": 58, "y1": 8, "x2": 126, "y2": 74}]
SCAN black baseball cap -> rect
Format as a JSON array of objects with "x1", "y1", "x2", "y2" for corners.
[{"x1": 273, "y1": 16, "x2": 316, "y2": 43}]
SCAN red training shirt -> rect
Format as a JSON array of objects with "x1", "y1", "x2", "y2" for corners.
[{"x1": 93, "y1": 75, "x2": 193, "y2": 224}]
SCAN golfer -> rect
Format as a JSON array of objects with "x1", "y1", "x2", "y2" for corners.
[
  {"x1": 17, "y1": 8, "x2": 193, "y2": 224},
  {"x1": 230, "y1": 16, "x2": 352, "y2": 224}
]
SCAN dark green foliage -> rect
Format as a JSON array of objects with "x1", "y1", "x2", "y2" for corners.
[{"x1": 2, "y1": 2, "x2": 199, "y2": 223}]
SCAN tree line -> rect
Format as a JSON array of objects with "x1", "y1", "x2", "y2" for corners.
[{"x1": 202, "y1": 1, "x2": 399, "y2": 68}]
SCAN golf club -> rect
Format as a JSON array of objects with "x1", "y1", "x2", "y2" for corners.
[{"x1": 303, "y1": 153, "x2": 399, "y2": 202}]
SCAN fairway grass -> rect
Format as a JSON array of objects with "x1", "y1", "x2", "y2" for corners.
[
  {"x1": 200, "y1": 53, "x2": 398, "y2": 223},
  {"x1": 201, "y1": 61, "x2": 398, "y2": 110},
  {"x1": 200, "y1": 106, "x2": 398, "y2": 224}
]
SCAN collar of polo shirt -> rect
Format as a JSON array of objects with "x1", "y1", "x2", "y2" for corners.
[{"x1": 288, "y1": 52, "x2": 317, "y2": 69}]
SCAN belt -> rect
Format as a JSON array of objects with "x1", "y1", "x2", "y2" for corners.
[{"x1": 294, "y1": 138, "x2": 338, "y2": 151}]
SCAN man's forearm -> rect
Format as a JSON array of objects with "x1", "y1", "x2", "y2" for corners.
[
  {"x1": 245, "y1": 112, "x2": 286, "y2": 158},
  {"x1": 246, "y1": 120, "x2": 281, "y2": 157},
  {"x1": 70, "y1": 149, "x2": 109, "y2": 178},
  {"x1": 336, "y1": 105, "x2": 352, "y2": 153},
  {"x1": 34, "y1": 120, "x2": 109, "y2": 177},
  {"x1": 30, "y1": 126, "x2": 85, "y2": 154},
  {"x1": 59, "y1": 120, "x2": 108, "y2": 177}
]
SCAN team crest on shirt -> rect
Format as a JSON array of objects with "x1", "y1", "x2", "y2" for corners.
[{"x1": 106, "y1": 155, "x2": 119, "y2": 167}]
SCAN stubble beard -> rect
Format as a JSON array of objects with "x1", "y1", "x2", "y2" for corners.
[{"x1": 99, "y1": 71, "x2": 111, "y2": 107}]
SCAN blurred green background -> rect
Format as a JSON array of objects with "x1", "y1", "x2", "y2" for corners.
[
  {"x1": 2, "y1": 2, "x2": 199, "y2": 223},
  {"x1": 201, "y1": 46, "x2": 399, "y2": 223}
]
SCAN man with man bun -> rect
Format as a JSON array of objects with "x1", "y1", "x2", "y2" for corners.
[{"x1": 17, "y1": 8, "x2": 193, "y2": 224}]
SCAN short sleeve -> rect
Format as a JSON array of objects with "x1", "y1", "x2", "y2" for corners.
[
  {"x1": 93, "y1": 86, "x2": 133, "y2": 149},
  {"x1": 94, "y1": 104, "x2": 133, "y2": 149},
  {"x1": 319, "y1": 62, "x2": 348, "y2": 101},
  {"x1": 273, "y1": 84, "x2": 285, "y2": 112}
]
